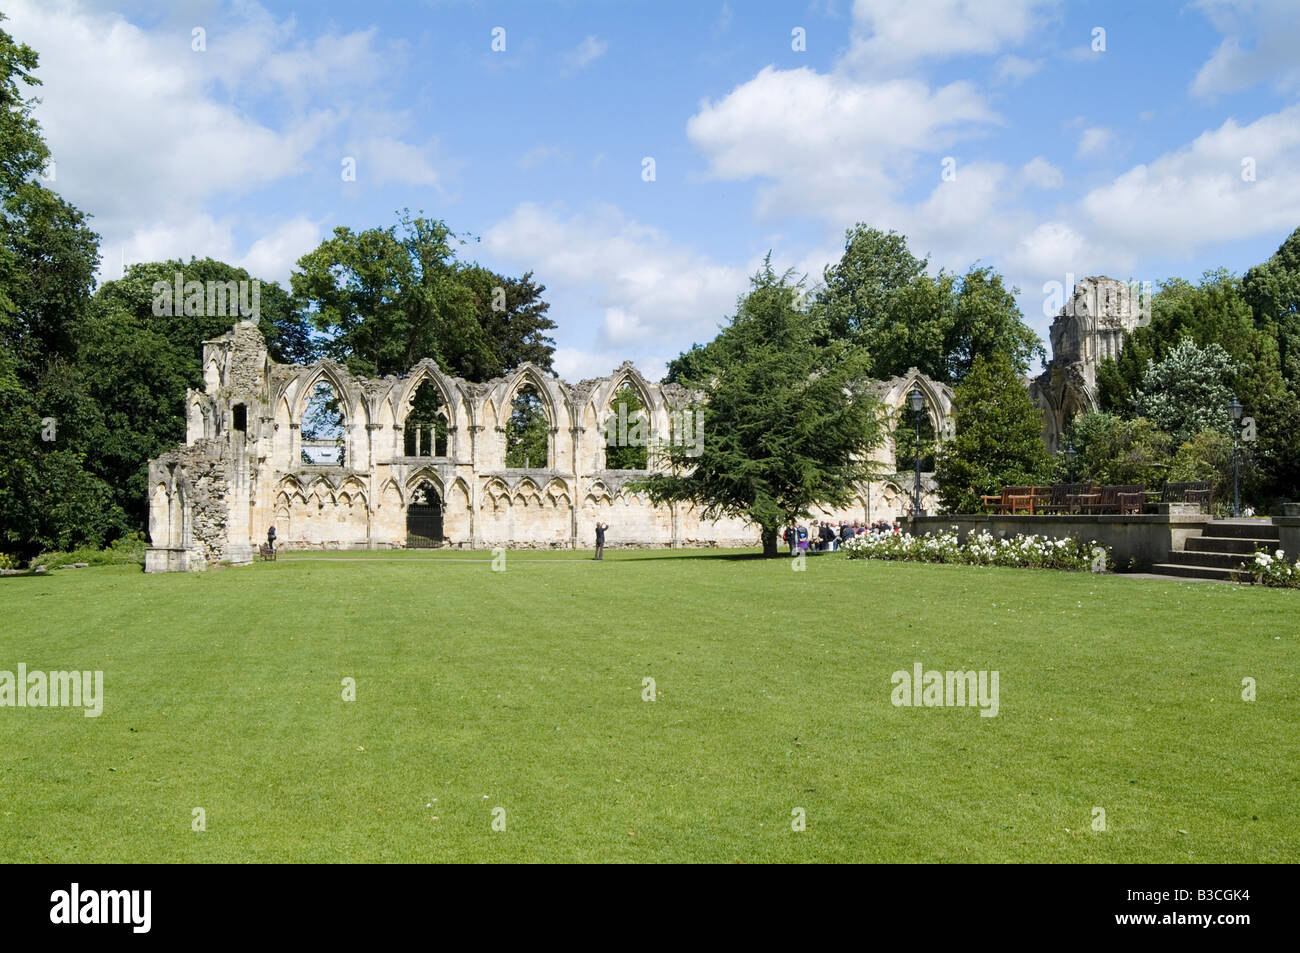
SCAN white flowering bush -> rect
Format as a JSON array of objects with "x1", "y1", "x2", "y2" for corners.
[
  {"x1": 841, "y1": 527, "x2": 1106, "y2": 572},
  {"x1": 1248, "y1": 548, "x2": 1300, "y2": 587}
]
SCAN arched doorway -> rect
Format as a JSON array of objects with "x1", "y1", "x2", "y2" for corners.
[{"x1": 406, "y1": 481, "x2": 444, "y2": 548}]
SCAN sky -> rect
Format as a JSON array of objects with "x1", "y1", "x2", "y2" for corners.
[{"x1": 7, "y1": 0, "x2": 1300, "y2": 382}]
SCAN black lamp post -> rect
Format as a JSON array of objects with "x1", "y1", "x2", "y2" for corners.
[
  {"x1": 1228, "y1": 396, "x2": 1243, "y2": 517},
  {"x1": 1065, "y1": 442, "x2": 1077, "y2": 483},
  {"x1": 909, "y1": 386, "x2": 924, "y2": 518}
]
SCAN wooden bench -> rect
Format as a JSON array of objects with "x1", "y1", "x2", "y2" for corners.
[
  {"x1": 258, "y1": 543, "x2": 276, "y2": 561},
  {"x1": 1036, "y1": 483, "x2": 1094, "y2": 514},
  {"x1": 980, "y1": 487, "x2": 1009, "y2": 513},
  {"x1": 1006, "y1": 486, "x2": 1040, "y2": 514},
  {"x1": 1159, "y1": 480, "x2": 1214, "y2": 511},
  {"x1": 1080, "y1": 484, "x2": 1146, "y2": 515},
  {"x1": 981, "y1": 486, "x2": 1036, "y2": 514}
]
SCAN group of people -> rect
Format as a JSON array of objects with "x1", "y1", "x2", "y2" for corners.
[{"x1": 782, "y1": 518, "x2": 901, "y2": 554}]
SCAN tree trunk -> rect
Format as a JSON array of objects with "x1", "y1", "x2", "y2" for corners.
[{"x1": 761, "y1": 525, "x2": 779, "y2": 557}]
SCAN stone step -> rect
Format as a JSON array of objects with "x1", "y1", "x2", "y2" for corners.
[
  {"x1": 1148, "y1": 562, "x2": 1247, "y2": 582},
  {"x1": 1185, "y1": 536, "x2": 1274, "y2": 555},
  {"x1": 1201, "y1": 521, "x2": 1279, "y2": 540},
  {"x1": 1168, "y1": 550, "x2": 1254, "y2": 570}
]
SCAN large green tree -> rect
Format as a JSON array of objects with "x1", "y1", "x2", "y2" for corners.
[
  {"x1": 293, "y1": 212, "x2": 554, "y2": 381},
  {"x1": 935, "y1": 353, "x2": 1054, "y2": 513},
  {"x1": 1096, "y1": 268, "x2": 1298, "y2": 502},
  {"x1": 1064, "y1": 412, "x2": 1173, "y2": 488},
  {"x1": 1243, "y1": 226, "x2": 1300, "y2": 386},
  {"x1": 79, "y1": 259, "x2": 311, "y2": 525},
  {"x1": 460, "y1": 266, "x2": 558, "y2": 375},
  {"x1": 636, "y1": 258, "x2": 885, "y2": 557},
  {"x1": 0, "y1": 15, "x2": 128, "y2": 558},
  {"x1": 813, "y1": 224, "x2": 1044, "y2": 383},
  {"x1": 1134, "y1": 338, "x2": 1236, "y2": 446}
]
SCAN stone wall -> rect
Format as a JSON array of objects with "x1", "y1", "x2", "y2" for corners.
[
  {"x1": 146, "y1": 322, "x2": 950, "y2": 570},
  {"x1": 908, "y1": 513, "x2": 1213, "y2": 569}
]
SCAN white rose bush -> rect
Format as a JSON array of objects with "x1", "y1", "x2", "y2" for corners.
[
  {"x1": 1248, "y1": 548, "x2": 1300, "y2": 587},
  {"x1": 841, "y1": 527, "x2": 1107, "y2": 572}
]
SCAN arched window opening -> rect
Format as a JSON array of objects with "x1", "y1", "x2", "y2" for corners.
[
  {"x1": 506, "y1": 383, "x2": 549, "y2": 468},
  {"x1": 232, "y1": 404, "x2": 247, "y2": 432},
  {"x1": 893, "y1": 400, "x2": 937, "y2": 473},
  {"x1": 604, "y1": 382, "x2": 648, "y2": 470},
  {"x1": 403, "y1": 382, "x2": 448, "y2": 458},
  {"x1": 302, "y1": 381, "x2": 345, "y2": 465},
  {"x1": 406, "y1": 481, "x2": 444, "y2": 548}
]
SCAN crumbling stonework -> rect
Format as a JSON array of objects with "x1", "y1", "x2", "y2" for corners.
[
  {"x1": 145, "y1": 322, "x2": 954, "y2": 570},
  {"x1": 1031, "y1": 276, "x2": 1144, "y2": 452}
]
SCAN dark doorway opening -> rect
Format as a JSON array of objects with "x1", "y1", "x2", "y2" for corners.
[{"x1": 406, "y1": 481, "x2": 444, "y2": 548}]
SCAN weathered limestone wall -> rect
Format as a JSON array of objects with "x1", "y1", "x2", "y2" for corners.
[
  {"x1": 145, "y1": 321, "x2": 951, "y2": 570},
  {"x1": 1031, "y1": 276, "x2": 1144, "y2": 453}
]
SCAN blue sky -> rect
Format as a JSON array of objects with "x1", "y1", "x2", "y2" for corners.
[{"x1": 9, "y1": 0, "x2": 1300, "y2": 379}]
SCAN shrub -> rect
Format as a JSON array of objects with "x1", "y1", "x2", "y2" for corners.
[
  {"x1": 1247, "y1": 548, "x2": 1300, "y2": 588},
  {"x1": 841, "y1": 528, "x2": 1107, "y2": 572},
  {"x1": 33, "y1": 533, "x2": 148, "y2": 570}
]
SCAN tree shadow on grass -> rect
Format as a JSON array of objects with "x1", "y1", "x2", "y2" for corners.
[{"x1": 604, "y1": 550, "x2": 828, "y2": 563}]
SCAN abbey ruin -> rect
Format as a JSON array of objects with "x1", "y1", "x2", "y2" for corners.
[{"x1": 145, "y1": 276, "x2": 1138, "y2": 570}]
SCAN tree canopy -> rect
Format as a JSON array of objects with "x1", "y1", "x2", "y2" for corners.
[
  {"x1": 813, "y1": 224, "x2": 1044, "y2": 383},
  {"x1": 636, "y1": 257, "x2": 885, "y2": 556},
  {"x1": 935, "y1": 353, "x2": 1054, "y2": 513},
  {"x1": 292, "y1": 211, "x2": 555, "y2": 381}
]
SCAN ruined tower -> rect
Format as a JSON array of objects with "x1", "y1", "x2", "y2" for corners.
[{"x1": 1030, "y1": 276, "x2": 1145, "y2": 452}]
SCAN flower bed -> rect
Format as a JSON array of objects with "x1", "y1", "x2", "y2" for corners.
[
  {"x1": 1248, "y1": 549, "x2": 1300, "y2": 587},
  {"x1": 841, "y1": 528, "x2": 1108, "y2": 572}
]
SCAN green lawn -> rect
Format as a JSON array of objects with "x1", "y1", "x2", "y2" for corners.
[{"x1": 1, "y1": 548, "x2": 1296, "y2": 863}]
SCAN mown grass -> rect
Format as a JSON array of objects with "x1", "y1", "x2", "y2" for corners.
[{"x1": 1, "y1": 548, "x2": 1296, "y2": 863}]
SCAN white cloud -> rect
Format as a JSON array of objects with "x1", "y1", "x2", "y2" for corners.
[
  {"x1": 6, "y1": 0, "x2": 436, "y2": 280},
  {"x1": 119, "y1": 214, "x2": 238, "y2": 273},
  {"x1": 1081, "y1": 104, "x2": 1300, "y2": 256},
  {"x1": 7, "y1": 0, "x2": 334, "y2": 238},
  {"x1": 1021, "y1": 156, "x2": 1063, "y2": 188},
  {"x1": 562, "y1": 35, "x2": 608, "y2": 74},
  {"x1": 687, "y1": 66, "x2": 994, "y2": 222},
  {"x1": 238, "y1": 217, "x2": 324, "y2": 287},
  {"x1": 717, "y1": 3, "x2": 733, "y2": 33},
  {"x1": 109, "y1": 214, "x2": 320, "y2": 287},
  {"x1": 1003, "y1": 222, "x2": 1120, "y2": 282},
  {"x1": 516, "y1": 143, "x2": 566, "y2": 169},
  {"x1": 993, "y1": 54, "x2": 1043, "y2": 85},
  {"x1": 914, "y1": 161, "x2": 1010, "y2": 235},
  {"x1": 484, "y1": 203, "x2": 748, "y2": 379},
  {"x1": 1191, "y1": 0, "x2": 1300, "y2": 99},
  {"x1": 843, "y1": 0, "x2": 1059, "y2": 74},
  {"x1": 597, "y1": 308, "x2": 657, "y2": 349},
  {"x1": 1077, "y1": 127, "x2": 1113, "y2": 158},
  {"x1": 553, "y1": 347, "x2": 667, "y2": 385},
  {"x1": 344, "y1": 136, "x2": 446, "y2": 188}
]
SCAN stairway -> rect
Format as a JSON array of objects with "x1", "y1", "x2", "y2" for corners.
[{"x1": 1149, "y1": 520, "x2": 1279, "y2": 581}]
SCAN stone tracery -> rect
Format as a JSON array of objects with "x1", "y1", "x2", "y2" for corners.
[{"x1": 146, "y1": 276, "x2": 1129, "y2": 570}]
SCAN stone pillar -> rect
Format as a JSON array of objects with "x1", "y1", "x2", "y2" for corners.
[
  {"x1": 569, "y1": 426, "x2": 583, "y2": 549},
  {"x1": 366, "y1": 422, "x2": 383, "y2": 469}
]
